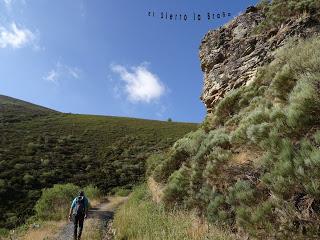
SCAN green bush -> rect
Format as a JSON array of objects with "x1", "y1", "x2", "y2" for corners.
[
  {"x1": 0, "y1": 228, "x2": 9, "y2": 237},
  {"x1": 163, "y1": 166, "x2": 190, "y2": 206},
  {"x1": 146, "y1": 153, "x2": 166, "y2": 176},
  {"x1": 153, "y1": 130, "x2": 206, "y2": 183},
  {"x1": 34, "y1": 183, "x2": 80, "y2": 220},
  {"x1": 214, "y1": 89, "x2": 242, "y2": 125},
  {"x1": 246, "y1": 122, "x2": 271, "y2": 144},
  {"x1": 270, "y1": 64, "x2": 296, "y2": 100},
  {"x1": 153, "y1": 149, "x2": 189, "y2": 183},
  {"x1": 112, "y1": 186, "x2": 131, "y2": 197},
  {"x1": 200, "y1": 129, "x2": 230, "y2": 152},
  {"x1": 227, "y1": 181, "x2": 255, "y2": 207},
  {"x1": 286, "y1": 73, "x2": 320, "y2": 128},
  {"x1": 173, "y1": 129, "x2": 207, "y2": 155},
  {"x1": 207, "y1": 194, "x2": 228, "y2": 224},
  {"x1": 203, "y1": 148, "x2": 231, "y2": 179},
  {"x1": 230, "y1": 106, "x2": 271, "y2": 145},
  {"x1": 83, "y1": 185, "x2": 102, "y2": 200},
  {"x1": 255, "y1": 0, "x2": 320, "y2": 33}
]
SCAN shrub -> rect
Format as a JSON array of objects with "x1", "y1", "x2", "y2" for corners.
[
  {"x1": 112, "y1": 186, "x2": 131, "y2": 197},
  {"x1": 173, "y1": 129, "x2": 207, "y2": 156},
  {"x1": 314, "y1": 131, "x2": 320, "y2": 144},
  {"x1": 203, "y1": 147, "x2": 231, "y2": 179},
  {"x1": 153, "y1": 149, "x2": 189, "y2": 183},
  {"x1": 230, "y1": 106, "x2": 271, "y2": 145},
  {"x1": 246, "y1": 122, "x2": 271, "y2": 144},
  {"x1": 83, "y1": 185, "x2": 102, "y2": 200},
  {"x1": 270, "y1": 64, "x2": 296, "y2": 100},
  {"x1": 207, "y1": 194, "x2": 228, "y2": 224},
  {"x1": 255, "y1": 0, "x2": 320, "y2": 32},
  {"x1": 286, "y1": 73, "x2": 320, "y2": 129},
  {"x1": 201, "y1": 113, "x2": 215, "y2": 132},
  {"x1": 23, "y1": 173, "x2": 35, "y2": 185},
  {"x1": 146, "y1": 153, "x2": 166, "y2": 176},
  {"x1": 163, "y1": 166, "x2": 190, "y2": 206},
  {"x1": 227, "y1": 180, "x2": 255, "y2": 207},
  {"x1": 153, "y1": 130, "x2": 207, "y2": 183},
  {"x1": 293, "y1": 139, "x2": 320, "y2": 198},
  {"x1": 194, "y1": 129, "x2": 229, "y2": 161},
  {"x1": 34, "y1": 183, "x2": 80, "y2": 220},
  {"x1": 214, "y1": 89, "x2": 242, "y2": 125},
  {"x1": 0, "y1": 228, "x2": 9, "y2": 237}
]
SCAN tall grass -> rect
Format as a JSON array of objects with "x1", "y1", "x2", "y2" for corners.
[
  {"x1": 82, "y1": 219, "x2": 103, "y2": 240},
  {"x1": 113, "y1": 185, "x2": 235, "y2": 240}
]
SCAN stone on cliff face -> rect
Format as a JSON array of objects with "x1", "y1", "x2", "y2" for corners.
[{"x1": 199, "y1": 6, "x2": 320, "y2": 113}]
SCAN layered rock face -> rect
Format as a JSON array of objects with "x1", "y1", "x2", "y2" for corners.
[{"x1": 199, "y1": 6, "x2": 320, "y2": 113}]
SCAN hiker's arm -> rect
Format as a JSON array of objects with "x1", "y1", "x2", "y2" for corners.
[
  {"x1": 85, "y1": 198, "x2": 89, "y2": 218},
  {"x1": 69, "y1": 199, "x2": 75, "y2": 219},
  {"x1": 68, "y1": 207, "x2": 73, "y2": 218}
]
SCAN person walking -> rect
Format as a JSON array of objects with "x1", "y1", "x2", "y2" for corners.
[{"x1": 69, "y1": 191, "x2": 89, "y2": 240}]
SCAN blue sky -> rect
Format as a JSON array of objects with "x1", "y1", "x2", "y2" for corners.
[{"x1": 0, "y1": 0, "x2": 258, "y2": 123}]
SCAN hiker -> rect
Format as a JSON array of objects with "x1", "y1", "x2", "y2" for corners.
[{"x1": 69, "y1": 191, "x2": 89, "y2": 240}]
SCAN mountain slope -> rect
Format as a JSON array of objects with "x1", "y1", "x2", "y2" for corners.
[
  {"x1": 0, "y1": 95, "x2": 57, "y2": 123},
  {"x1": 0, "y1": 96, "x2": 197, "y2": 229}
]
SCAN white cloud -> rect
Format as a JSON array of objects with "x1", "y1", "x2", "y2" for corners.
[
  {"x1": 67, "y1": 66, "x2": 81, "y2": 79},
  {"x1": 2, "y1": 0, "x2": 27, "y2": 10},
  {"x1": 43, "y1": 62, "x2": 82, "y2": 84},
  {"x1": 3, "y1": 0, "x2": 13, "y2": 9},
  {"x1": 44, "y1": 70, "x2": 59, "y2": 83},
  {"x1": 0, "y1": 22, "x2": 36, "y2": 49},
  {"x1": 110, "y1": 63, "x2": 165, "y2": 103}
]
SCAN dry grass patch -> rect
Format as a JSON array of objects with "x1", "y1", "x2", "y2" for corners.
[
  {"x1": 231, "y1": 147, "x2": 262, "y2": 164},
  {"x1": 18, "y1": 221, "x2": 65, "y2": 240},
  {"x1": 147, "y1": 177, "x2": 164, "y2": 203},
  {"x1": 82, "y1": 219, "x2": 103, "y2": 240}
]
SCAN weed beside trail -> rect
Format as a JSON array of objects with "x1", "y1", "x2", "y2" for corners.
[{"x1": 113, "y1": 185, "x2": 234, "y2": 240}]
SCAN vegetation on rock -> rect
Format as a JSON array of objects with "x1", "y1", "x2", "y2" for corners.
[
  {"x1": 256, "y1": 0, "x2": 320, "y2": 32},
  {"x1": 147, "y1": 36, "x2": 320, "y2": 238}
]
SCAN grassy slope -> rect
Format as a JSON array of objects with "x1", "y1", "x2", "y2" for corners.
[
  {"x1": 146, "y1": 25, "x2": 320, "y2": 240},
  {"x1": 0, "y1": 95, "x2": 197, "y2": 229}
]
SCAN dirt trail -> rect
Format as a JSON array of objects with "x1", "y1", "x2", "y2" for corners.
[{"x1": 55, "y1": 196, "x2": 127, "y2": 240}]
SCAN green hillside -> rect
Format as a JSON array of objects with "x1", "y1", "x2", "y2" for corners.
[
  {"x1": 0, "y1": 95, "x2": 197, "y2": 229},
  {"x1": 0, "y1": 95, "x2": 57, "y2": 123}
]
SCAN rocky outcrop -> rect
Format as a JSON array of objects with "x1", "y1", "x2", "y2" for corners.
[{"x1": 199, "y1": 6, "x2": 320, "y2": 113}]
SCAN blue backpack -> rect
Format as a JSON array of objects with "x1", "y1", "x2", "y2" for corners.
[{"x1": 74, "y1": 196, "x2": 85, "y2": 216}]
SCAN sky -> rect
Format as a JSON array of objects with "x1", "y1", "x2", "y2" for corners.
[{"x1": 0, "y1": 0, "x2": 259, "y2": 123}]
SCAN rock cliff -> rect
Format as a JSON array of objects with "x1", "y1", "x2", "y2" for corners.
[{"x1": 199, "y1": 6, "x2": 320, "y2": 113}]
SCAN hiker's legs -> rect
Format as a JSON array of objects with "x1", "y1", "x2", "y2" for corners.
[
  {"x1": 77, "y1": 216, "x2": 85, "y2": 239},
  {"x1": 73, "y1": 215, "x2": 79, "y2": 240}
]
